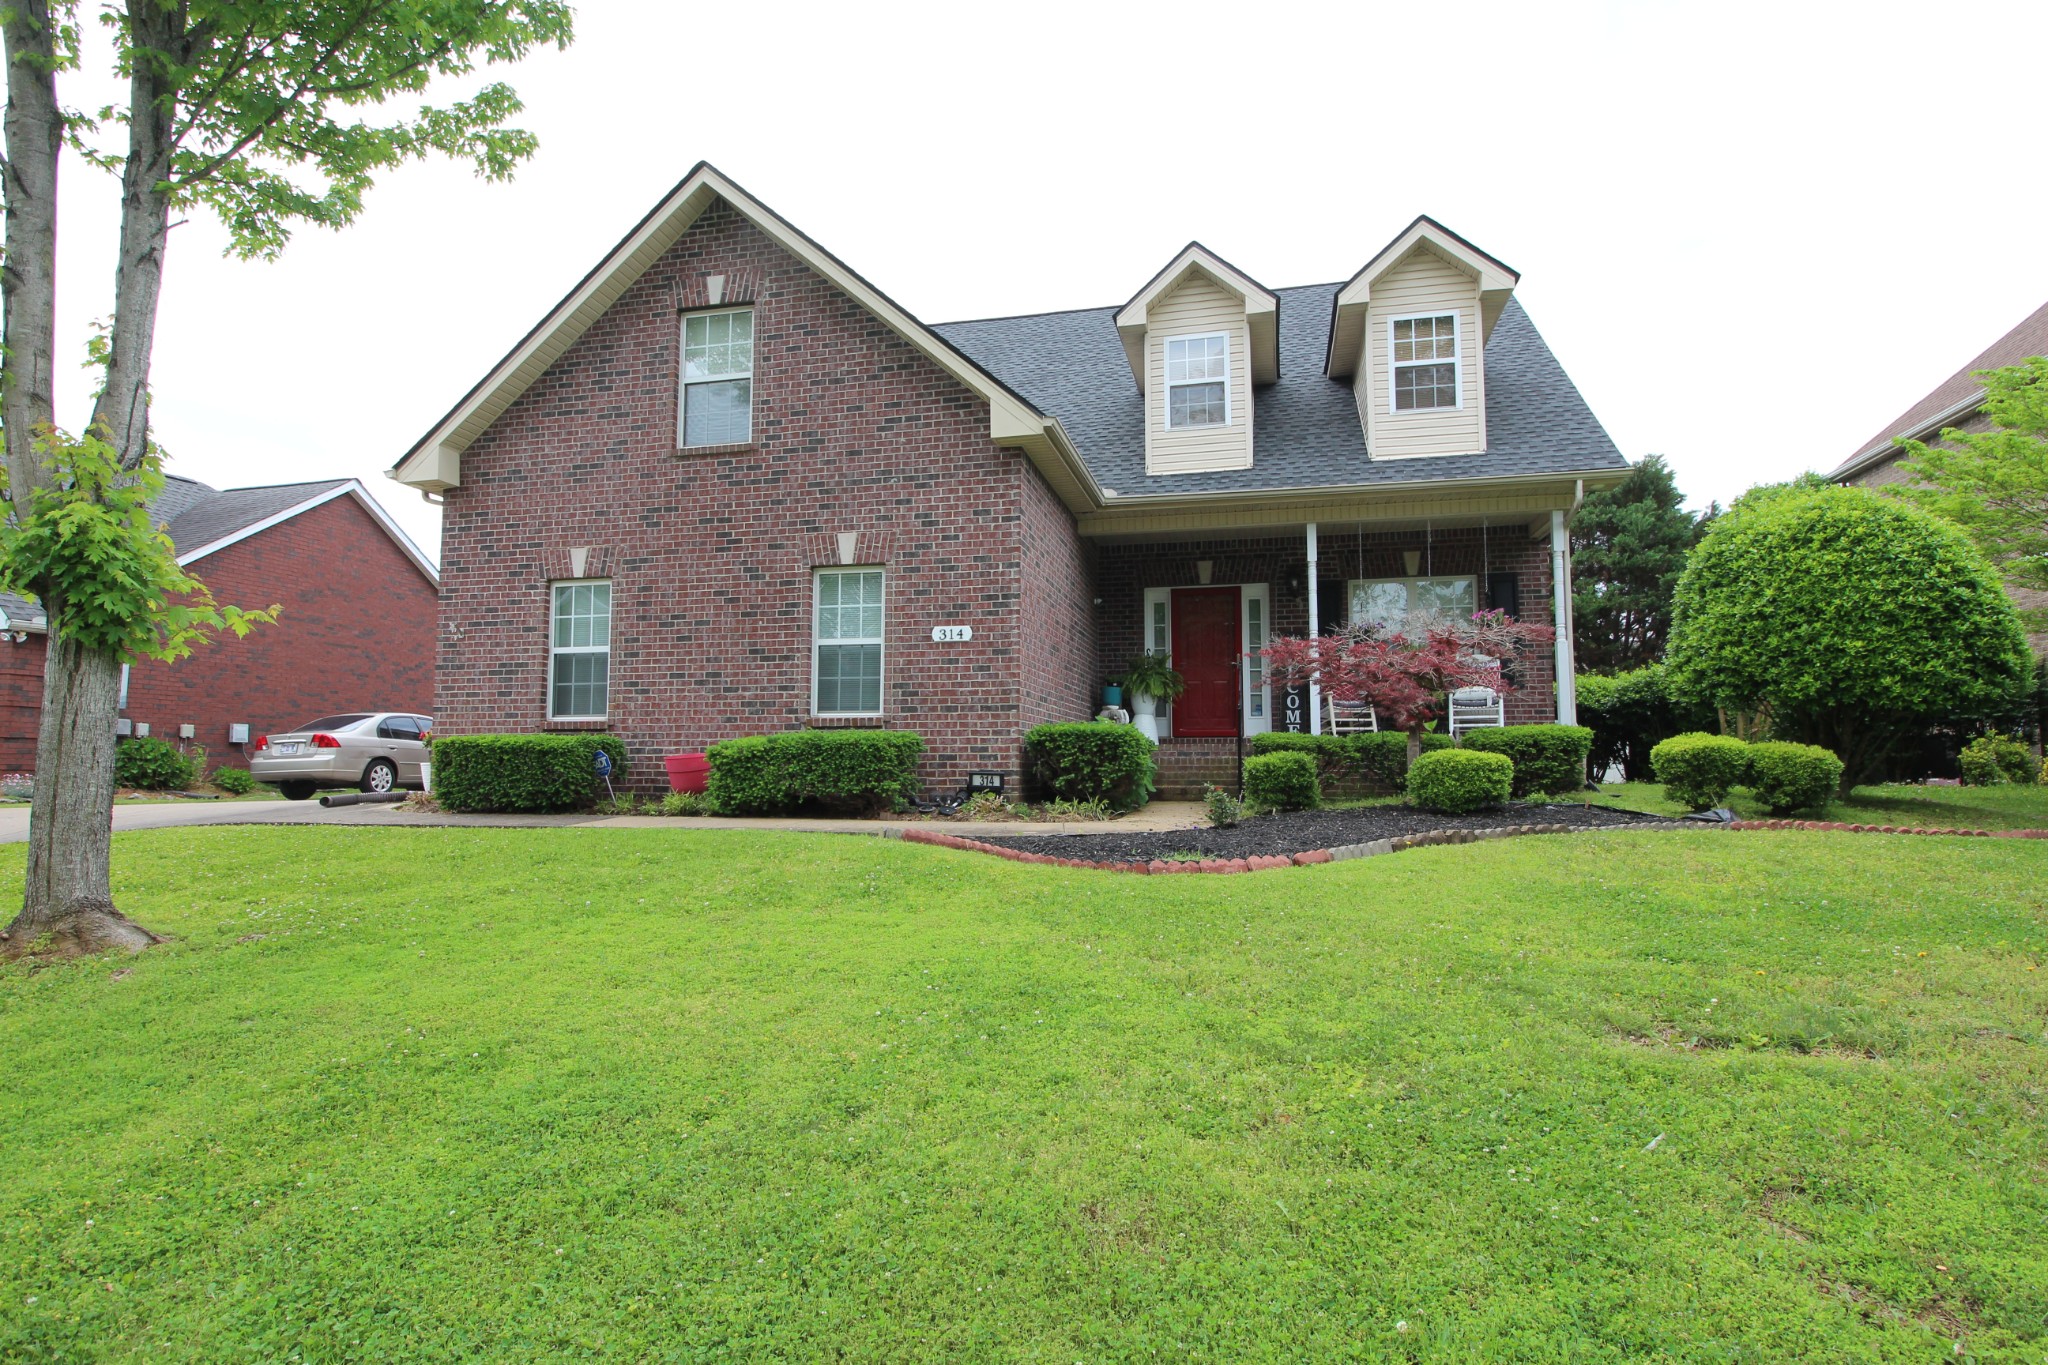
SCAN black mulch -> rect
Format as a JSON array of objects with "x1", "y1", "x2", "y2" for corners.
[{"x1": 978, "y1": 801, "x2": 1673, "y2": 863}]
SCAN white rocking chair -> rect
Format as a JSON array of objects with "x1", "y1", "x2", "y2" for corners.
[
  {"x1": 1448, "y1": 686, "x2": 1505, "y2": 737},
  {"x1": 1323, "y1": 694, "x2": 1379, "y2": 735}
]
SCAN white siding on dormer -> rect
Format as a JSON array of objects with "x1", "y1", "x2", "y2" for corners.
[
  {"x1": 1357, "y1": 248, "x2": 1484, "y2": 459},
  {"x1": 1145, "y1": 273, "x2": 1252, "y2": 475}
]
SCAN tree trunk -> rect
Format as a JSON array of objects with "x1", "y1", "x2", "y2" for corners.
[
  {"x1": 1407, "y1": 723, "x2": 1424, "y2": 769},
  {"x1": 3, "y1": 634, "x2": 159, "y2": 954},
  {"x1": 2, "y1": 0, "x2": 61, "y2": 460}
]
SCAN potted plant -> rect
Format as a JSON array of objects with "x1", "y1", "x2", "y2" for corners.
[{"x1": 1122, "y1": 653, "x2": 1185, "y2": 744}]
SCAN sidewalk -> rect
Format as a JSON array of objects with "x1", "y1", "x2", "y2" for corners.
[{"x1": 0, "y1": 799, "x2": 1211, "y2": 844}]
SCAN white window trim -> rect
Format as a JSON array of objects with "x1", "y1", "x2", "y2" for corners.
[
  {"x1": 547, "y1": 578, "x2": 612, "y2": 722},
  {"x1": 1138, "y1": 583, "x2": 1271, "y2": 738},
  {"x1": 811, "y1": 566, "x2": 886, "y2": 718},
  {"x1": 1345, "y1": 574, "x2": 1479, "y2": 631},
  {"x1": 677, "y1": 306, "x2": 754, "y2": 449},
  {"x1": 1162, "y1": 331, "x2": 1232, "y2": 431},
  {"x1": 1387, "y1": 311, "x2": 1461, "y2": 414}
]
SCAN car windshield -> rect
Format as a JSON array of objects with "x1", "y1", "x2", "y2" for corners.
[{"x1": 293, "y1": 714, "x2": 372, "y2": 733}]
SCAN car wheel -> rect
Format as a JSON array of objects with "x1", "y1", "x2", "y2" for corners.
[
  {"x1": 362, "y1": 759, "x2": 398, "y2": 794},
  {"x1": 280, "y1": 781, "x2": 317, "y2": 802}
]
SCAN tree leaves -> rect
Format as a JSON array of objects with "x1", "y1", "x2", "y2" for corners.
[{"x1": 1570, "y1": 455, "x2": 1709, "y2": 672}]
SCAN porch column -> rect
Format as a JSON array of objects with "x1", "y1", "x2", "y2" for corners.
[
  {"x1": 1305, "y1": 521, "x2": 1321, "y2": 735},
  {"x1": 1550, "y1": 508, "x2": 1577, "y2": 724}
]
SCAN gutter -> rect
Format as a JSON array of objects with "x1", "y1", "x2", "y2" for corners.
[
  {"x1": 1088, "y1": 465, "x2": 1628, "y2": 514},
  {"x1": 1831, "y1": 391, "x2": 1984, "y2": 483}
]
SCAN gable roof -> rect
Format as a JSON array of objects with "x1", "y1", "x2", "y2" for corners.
[
  {"x1": 1832, "y1": 298, "x2": 2048, "y2": 481},
  {"x1": 165, "y1": 479, "x2": 439, "y2": 587},
  {"x1": 1113, "y1": 242, "x2": 1281, "y2": 386},
  {"x1": 1325, "y1": 215, "x2": 1520, "y2": 380},
  {"x1": 934, "y1": 288, "x2": 1624, "y2": 497},
  {"x1": 0, "y1": 590, "x2": 46, "y2": 634},
  {"x1": 389, "y1": 161, "x2": 1102, "y2": 513}
]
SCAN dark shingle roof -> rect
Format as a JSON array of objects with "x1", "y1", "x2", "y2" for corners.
[
  {"x1": 161, "y1": 480, "x2": 351, "y2": 556},
  {"x1": 0, "y1": 590, "x2": 45, "y2": 630},
  {"x1": 153, "y1": 473, "x2": 220, "y2": 527},
  {"x1": 932, "y1": 285, "x2": 1625, "y2": 495}
]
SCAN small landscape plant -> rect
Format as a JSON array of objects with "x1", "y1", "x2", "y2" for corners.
[
  {"x1": 1958, "y1": 733, "x2": 2036, "y2": 787},
  {"x1": 705, "y1": 730, "x2": 924, "y2": 816},
  {"x1": 208, "y1": 765, "x2": 257, "y2": 795},
  {"x1": 656, "y1": 791, "x2": 711, "y2": 817},
  {"x1": 1743, "y1": 741, "x2": 1845, "y2": 815},
  {"x1": 1121, "y1": 653, "x2": 1186, "y2": 703},
  {"x1": 1203, "y1": 783, "x2": 1245, "y2": 828},
  {"x1": 1242, "y1": 751, "x2": 1319, "y2": 812},
  {"x1": 433, "y1": 734, "x2": 629, "y2": 813},
  {"x1": 1457, "y1": 724, "x2": 1593, "y2": 797},
  {"x1": 1035, "y1": 797, "x2": 1112, "y2": 821},
  {"x1": 956, "y1": 791, "x2": 1013, "y2": 821},
  {"x1": 1649, "y1": 732, "x2": 1750, "y2": 811},
  {"x1": 1025, "y1": 722, "x2": 1155, "y2": 811},
  {"x1": 1406, "y1": 748, "x2": 1513, "y2": 814},
  {"x1": 114, "y1": 736, "x2": 197, "y2": 791}
]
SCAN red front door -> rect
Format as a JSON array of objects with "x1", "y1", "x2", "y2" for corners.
[{"x1": 1171, "y1": 586, "x2": 1241, "y2": 737}]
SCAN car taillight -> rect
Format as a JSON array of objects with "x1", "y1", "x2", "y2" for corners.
[
  {"x1": 254, "y1": 735, "x2": 268, "y2": 751},
  {"x1": 311, "y1": 733, "x2": 342, "y2": 749}
]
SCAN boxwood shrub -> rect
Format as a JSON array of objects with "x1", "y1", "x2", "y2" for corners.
[
  {"x1": 705, "y1": 730, "x2": 924, "y2": 816},
  {"x1": 1242, "y1": 751, "x2": 1319, "y2": 812},
  {"x1": 114, "y1": 736, "x2": 198, "y2": 790},
  {"x1": 1958, "y1": 732, "x2": 2036, "y2": 787},
  {"x1": 1648, "y1": 732, "x2": 1750, "y2": 810},
  {"x1": 1406, "y1": 749, "x2": 1513, "y2": 814},
  {"x1": 1248, "y1": 729, "x2": 1452, "y2": 788},
  {"x1": 1457, "y1": 724, "x2": 1593, "y2": 797},
  {"x1": 209, "y1": 765, "x2": 258, "y2": 795},
  {"x1": 1024, "y1": 722, "x2": 1154, "y2": 811},
  {"x1": 434, "y1": 733, "x2": 628, "y2": 813},
  {"x1": 1744, "y1": 741, "x2": 1844, "y2": 814},
  {"x1": 1246, "y1": 732, "x2": 1351, "y2": 786}
]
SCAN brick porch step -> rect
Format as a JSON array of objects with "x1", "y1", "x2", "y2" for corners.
[{"x1": 1152, "y1": 738, "x2": 1244, "y2": 800}]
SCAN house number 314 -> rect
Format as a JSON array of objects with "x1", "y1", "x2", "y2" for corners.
[{"x1": 930, "y1": 625, "x2": 973, "y2": 642}]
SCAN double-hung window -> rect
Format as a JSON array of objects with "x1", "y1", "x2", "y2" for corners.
[
  {"x1": 680, "y1": 308, "x2": 753, "y2": 447},
  {"x1": 1165, "y1": 333, "x2": 1229, "y2": 428},
  {"x1": 1391, "y1": 313, "x2": 1459, "y2": 410},
  {"x1": 813, "y1": 568, "x2": 883, "y2": 716},
  {"x1": 549, "y1": 581, "x2": 611, "y2": 720}
]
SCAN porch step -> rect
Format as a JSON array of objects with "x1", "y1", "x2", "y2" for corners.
[{"x1": 1152, "y1": 739, "x2": 1243, "y2": 800}]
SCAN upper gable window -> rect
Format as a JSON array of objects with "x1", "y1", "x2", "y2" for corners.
[
  {"x1": 680, "y1": 308, "x2": 753, "y2": 447},
  {"x1": 1165, "y1": 333, "x2": 1229, "y2": 429},
  {"x1": 1391, "y1": 313, "x2": 1459, "y2": 411}
]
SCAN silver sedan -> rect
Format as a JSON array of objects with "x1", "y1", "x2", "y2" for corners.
[{"x1": 249, "y1": 712, "x2": 432, "y2": 800}]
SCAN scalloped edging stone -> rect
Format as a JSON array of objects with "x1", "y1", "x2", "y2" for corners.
[{"x1": 1729, "y1": 819, "x2": 2048, "y2": 839}]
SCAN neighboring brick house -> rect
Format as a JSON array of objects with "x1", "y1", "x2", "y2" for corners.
[
  {"x1": 0, "y1": 476, "x2": 439, "y2": 776},
  {"x1": 393, "y1": 163, "x2": 1630, "y2": 796},
  {"x1": 1830, "y1": 299, "x2": 2048, "y2": 647}
]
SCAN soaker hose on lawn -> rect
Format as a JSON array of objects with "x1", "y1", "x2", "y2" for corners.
[{"x1": 318, "y1": 791, "x2": 410, "y2": 807}]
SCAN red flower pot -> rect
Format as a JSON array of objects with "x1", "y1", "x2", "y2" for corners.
[{"x1": 664, "y1": 752, "x2": 710, "y2": 794}]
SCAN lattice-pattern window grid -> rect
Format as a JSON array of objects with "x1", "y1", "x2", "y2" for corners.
[
  {"x1": 1149, "y1": 599, "x2": 1169, "y2": 654},
  {"x1": 682, "y1": 309, "x2": 754, "y2": 446},
  {"x1": 815, "y1": 569, "x2": 884, "y2": 715},
  {"x1": 1245, "y1": 595, "x2": 1265, "y2": 718},
  {"x1": 1166, "y1": 334, "x2": 1228, "y2": 429},
  {"x1": 1392, "y1": 314, "x2": 1458, "y2": 411},
  {"x1": 550, "y1": 581, "x2": 611, "y2": 719}
]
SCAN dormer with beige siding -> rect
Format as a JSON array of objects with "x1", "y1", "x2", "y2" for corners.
[
  {"x1": 1115, "y1": 244, "x2": 1278, "y2": 477},
  {"x1": 1325, "y1": 217, "x2": 1518, "y2": 461}
]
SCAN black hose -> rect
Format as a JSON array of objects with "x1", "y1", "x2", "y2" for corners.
[{"x1": 318, "y1": 791, "x2": 410, "y2": 807}]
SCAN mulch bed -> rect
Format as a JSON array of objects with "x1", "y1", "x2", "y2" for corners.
[{"x1": 976, "y1": 801, "x2": 1669, "y2": 864}]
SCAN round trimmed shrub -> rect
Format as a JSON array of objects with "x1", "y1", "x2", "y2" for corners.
[
  {"x1": 115, "y1": 736, "x2": 197, "y2": 790},
  {"x1": 1406, "y1": 748, "x2": 1513, "y2": 814},
  {"x1": 1958, "y1": 733, "x2": 2035, "y2": 787},
  {"x1": 1458, "y1": 724, "x2": 1593, "y2": 796},
  {"x1": 209, "y1": 765, "x2": 257, "y2": 795},
  {"x1": 1242, "y1": 751, "x2": 1319, "y2": 812},
  {"x1": 1649, "y1": 732, "x2": 1749, "y2": 810},
  {"x1": 1744, "y1": 741, "x2": 1844, "y2": 815},
  {"x1": 1025, "y1": 722, "x2": 1155, "y2": 811}
]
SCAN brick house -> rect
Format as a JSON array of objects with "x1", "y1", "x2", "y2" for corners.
[
  {"x1": 394, "y1": 164, "x2": 1629, "y2": 796},
  {"x1": 1829, "y1": 299, "x2": 2048, "y2": 649},
  {"x1": 0, "y1": 476, "x2": 439, "y2": 776}
]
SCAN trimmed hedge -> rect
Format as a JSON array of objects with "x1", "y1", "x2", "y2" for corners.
[
  {"x1": 115, "y1": 736, "x2": 198, "y2": 790},
  {"x1": 705, "y1": 729, "x2": 924, "y2": 816},
  {"x1": 1457, "y1": 724, "x2": 1593, "y2": 797},
  {"x1": 1745, "y1": 741, "x2": 1844, "y2": 814},
  {"x1": 1406, "y1": 749, "x2": 1513, "y2": 814},
  {"x1": 1247, "y1": 729, "x2": 1453, "y2": 789},
  {"x1": 1575, "y1": 664, "x2": 1717, "y2": 782},
  {"x1": 1024, "y1": 722, "x2": 1155, "y2": 811},
  {"x1": 434, "y1": 733, "x2": 628, "y2": 813},
  {"x1": 1242, "y1": 751, "x2": 1319, "y2": 812},
  {"x1": 1958, "y1": 732, "x2": 2036, "y2": 786},
  {"x1": 1649, "y1": 732, "x2": 1749, "y2": 810}
]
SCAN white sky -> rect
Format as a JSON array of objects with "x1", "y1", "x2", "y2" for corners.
[{"x1": 41, "y1": 0, "x2": 2048, "y2": 560}]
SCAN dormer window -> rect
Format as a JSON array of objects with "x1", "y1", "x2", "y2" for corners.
[
  {"x1": 1165, "y1": 333, "x2": 1229, "y2": 429},
  {"x1": 1391, "y1": 313, "x2": 1459, "y2": 411}
]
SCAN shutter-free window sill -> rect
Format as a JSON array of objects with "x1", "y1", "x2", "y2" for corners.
[
  {"x1": 676, "y1": 441, "x2": 756, "y2": 458},
  {"x1": 543, "y1": 718, "x2": 611, "y2": 730},
  {"x1": 808, "y1": 714, "x2": 886, "y2": 728}
]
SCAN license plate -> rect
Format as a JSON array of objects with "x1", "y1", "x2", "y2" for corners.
[{"x1": 275, "y1": 743, "x2": 303, "y2": 755}]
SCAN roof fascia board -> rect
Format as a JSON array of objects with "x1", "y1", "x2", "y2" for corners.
[
  {"x1": 177, "y1": 482, "x2": 442, "y2": 587},
  {"x1": 1089, "y1": 466, "x2": 1629, "y2": 516},
  {"x1": 393, "y1": 163, "x2": 1063, "y2": 496},
  {"x1": 1830, "y1": 390, "x2": 1984, "y2": 482}
]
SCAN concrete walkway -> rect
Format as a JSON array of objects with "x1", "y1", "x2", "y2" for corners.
[{"x1": 0, "y1": 799, "x2": 1211, "y2": 845}]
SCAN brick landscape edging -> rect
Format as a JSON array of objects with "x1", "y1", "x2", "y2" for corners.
[{"x1": 897, "y1": 816, "x2": 2048, "y2": 873}]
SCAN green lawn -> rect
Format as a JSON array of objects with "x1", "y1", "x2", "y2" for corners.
[
  {"x1": 2, "y1": 827, "x2": 2044, "y2": 1362},
  {"x1": 1589, "y1": 779, "x2": 2048, "y2": 830}
]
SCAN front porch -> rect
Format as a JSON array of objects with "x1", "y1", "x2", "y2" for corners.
[{"x1": 1092, "y1": 517, "x2": 1576, "y2": 795}]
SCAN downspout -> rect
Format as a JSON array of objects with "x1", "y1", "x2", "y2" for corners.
[
  {"x1": 1305, "y1": 521, "x2": 1321, "y2": 735},
  {"x1": 1550, "y1": 479, "x2": 1584, "y2": 725}
]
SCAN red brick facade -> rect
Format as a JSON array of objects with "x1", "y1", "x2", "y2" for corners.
[
  {"x1": 435, "y1": 201, "x2": 1100, "y2": 793},
  {"x1": 119, "y1": 492, "x2": 438, "y2": 771},
  {"x1": 0, "y1": 633, "x2": 48, "y2": 774}
]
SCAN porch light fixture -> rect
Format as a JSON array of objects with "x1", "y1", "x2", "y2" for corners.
[
  {"x1": 1285, "y1": 568, "x2": 1303, "y2": 596},
  {"x1": 1196, "y1": 560, "x2": 1214, "y2": 585},
  {"x1": 1403, "y1": 550, "x2": 1422, "y2": 576}
]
